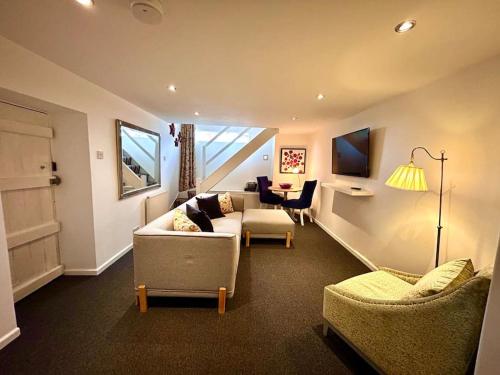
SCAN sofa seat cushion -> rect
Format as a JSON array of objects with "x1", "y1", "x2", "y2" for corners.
[
  {"x1": 211, "y1": 212, "x2": 242, "y2": 236},
  {"x1": 403, "y1": 258, "x2": 474, "y2": 299},
  {"x1": 332, "y1": 270, "x2": 413, "y2": 300}
]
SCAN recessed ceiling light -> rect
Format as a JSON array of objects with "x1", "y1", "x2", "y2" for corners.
[
  {"x1": 317, "y1": 94, "x2": 325, "y2": 100},
  {"x1": 194, "y1": 112, "x2": 200, "y2": 116},
  {"x1": 75, "y1": 0, "x2": 94, "y2": 7},
  {"x1": 168, "y1": 84, "x2": 176, "y2": 92},
  {"x1": 292, "y1": 117, "x2": 298, "y2": 121},
  {"x1": 395, "y1": 19, "x2": 416, "y2": 33}
]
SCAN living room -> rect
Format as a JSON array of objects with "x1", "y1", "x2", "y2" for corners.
[{"x1": 0, "y1": 1, "x2": 499, "y2": 374}]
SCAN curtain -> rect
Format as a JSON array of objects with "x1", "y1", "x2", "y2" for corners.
[{"x1": 179, "y1": 124, "x2": 196, "y2": 191}]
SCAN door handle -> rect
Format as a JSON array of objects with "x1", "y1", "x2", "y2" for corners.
[{"x1": 50, "y1": 175, "x2": 62, "y2": 186}]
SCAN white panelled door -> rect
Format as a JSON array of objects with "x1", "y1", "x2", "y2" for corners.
[{"x1": 0, "y1": 102, "x2": 62, "y2": 302}]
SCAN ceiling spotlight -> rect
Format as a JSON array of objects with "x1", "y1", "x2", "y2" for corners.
[
  {"x1": 194, "y1": 112, "x2": 200, "y2": 116},
  {"x1": 168, "y1": 84, "x2": 176, "y2": 92},
  {"x1": 291, "y1": 117, "x2": 298, "y2": 121},
  {"x1": 395, "y1": 19, "x2": 416, "y2": 33},
  {"x1": 75, "y1": 0, "x2": 94, "y2": 7},
  {"x1": 317, "y1": 93, "x2": 325, "y2": 101}
]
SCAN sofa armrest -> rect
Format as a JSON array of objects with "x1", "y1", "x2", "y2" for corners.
[
  {"x1": 133, "y1": 232, "x2": 240, "y2": 297},
  {"x1": 377, "y1": 266, "x2": 423, "y2": 285},
  {"x1": 323, "y1": 277, "x2": 490, "y2": 374}
]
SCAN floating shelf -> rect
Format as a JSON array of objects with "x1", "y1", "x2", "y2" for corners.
[{"x1": 321, "y1": 182, "x2": 374, "y2": 197}]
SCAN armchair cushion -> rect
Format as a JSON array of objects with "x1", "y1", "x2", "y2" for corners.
[
  {"x1": 334, "y1": 270, "x2": 413, "y2": 300},
  {"x1": 403, "y1": 258, "x2": 474, "y2": 299}
]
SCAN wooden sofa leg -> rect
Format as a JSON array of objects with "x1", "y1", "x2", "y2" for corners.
[
  {"x1": 286, "y1": 231, "x2": 291, "y2": 248},
  {"x1": 138, "y1": 284, "x2": 148, "y2": 313},
  {"x1": 218, "y1": 287, "x2": 227, "y2": 314},
  {"x1": 245, "y1": 231, "x2": 251, "y2": 248}
]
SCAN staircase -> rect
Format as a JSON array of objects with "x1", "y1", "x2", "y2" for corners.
[
  {"x1": 122, "y1": 152, "x2": 154, "y2": 192},
  {"x1": 198, "y1": 127, "x2": 279, "y2": 193}
]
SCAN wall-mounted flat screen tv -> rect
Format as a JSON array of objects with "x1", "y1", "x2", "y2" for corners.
[{"x1": 332, "y1": 128, "x2": 370, "y2": 177}]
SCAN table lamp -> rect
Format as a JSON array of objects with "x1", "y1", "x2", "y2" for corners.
[{"x1": 385, "y1": 147, "x2": 447, "y2": 267}]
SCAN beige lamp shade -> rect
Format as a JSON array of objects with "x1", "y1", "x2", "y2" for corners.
[{"x1": 385, "y1": 162, "x2": 428, "y2": 191}]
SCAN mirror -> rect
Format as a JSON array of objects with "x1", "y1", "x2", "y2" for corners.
[{"x1": 116, "y1": 119, "x2": 161, "y2": 199}]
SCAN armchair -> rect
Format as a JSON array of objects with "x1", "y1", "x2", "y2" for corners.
[{"x1": 323, "y1": 267, "x2": 491, "y2": 374}]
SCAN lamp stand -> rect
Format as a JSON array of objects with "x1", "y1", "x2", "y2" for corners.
[{"x1": 411, "y1": 147, "x2": 447, "y2": 268}]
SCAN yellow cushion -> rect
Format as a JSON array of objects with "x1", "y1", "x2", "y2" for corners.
[
  {"x1": 173, "y1": 209, "x2": 201, "y2": 232},
  {"x1": 334, "y1": 270, "x2": 413, "y2": 300},
  {"x1": 403, "y1": 258, "x2": 474, "y2": 299},
  {"x1": 218, "y1": 192, "x2": 234, "y2": 214}
]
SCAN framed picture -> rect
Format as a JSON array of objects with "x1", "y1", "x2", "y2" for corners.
[{"x1": 280, "y1": 147, "x2": 306, "y2": 174}]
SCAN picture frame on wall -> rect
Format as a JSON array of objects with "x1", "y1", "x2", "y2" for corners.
[{"x1": 279, "y1": 147, "x2": 306, "y2": 174}]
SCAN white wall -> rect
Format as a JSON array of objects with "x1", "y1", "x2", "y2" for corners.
[
  {"x1": 308, "y1": 55, "x2": 500, "y2": 273},
  {"x1": 0, "y1": 198, "x2": 19, "y2": 350},
  {"x1": 475, "y1": 239, "x2": 500, "y2": 374},
  {"x1": 0, "y1": 35, "x2": 180, "y2": 272},
  {"x1": 50, "y1": 111, "x2": 97, "y2": 270}
]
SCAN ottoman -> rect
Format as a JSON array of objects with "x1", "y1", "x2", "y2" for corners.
[{"x1": 242, "y1": 209, "x2": 295, "y2": 248}]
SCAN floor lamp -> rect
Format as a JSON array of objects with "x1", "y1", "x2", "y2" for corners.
[{"x1": 385, "y1": 147, "x2": 447, "y2": 268}]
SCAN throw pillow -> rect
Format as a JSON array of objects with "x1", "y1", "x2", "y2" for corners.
[
  {"x1": 196, "y1": 194, "x2": 225, "y2": 219},
  {"x1": 173, "y1": 209, "x2": 201, "y2": 232},
  {"x1": 186, "y1": 204, "x2": 214, "y2": 232},
  {"x1": 218, "y1": 192, "x2": 235, "y2": 214},
  {"x1": 403, "y1": 258, "x2": 474, "y2": 299}
]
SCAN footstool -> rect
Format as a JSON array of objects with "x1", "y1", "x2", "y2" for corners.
[{"x1": 242, "y1": 209, "x2": 295, "y2": 248}]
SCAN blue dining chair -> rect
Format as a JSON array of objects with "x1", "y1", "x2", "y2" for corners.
[
  {"x1": 256, "y1": 176, "x2": 284, "y2": 209},
  {"x1": 281, "y1": 180, "x2": 317, "y2": 225}
]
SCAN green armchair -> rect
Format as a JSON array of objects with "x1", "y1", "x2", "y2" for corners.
[{"x1": 322, "y1": 266, "x2": 491, "y2": 375}]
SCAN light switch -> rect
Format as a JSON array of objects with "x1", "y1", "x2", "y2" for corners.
[
  {"x1": 96, "y1": 150, "x2": 104, "y2": 159},
  {"x1": 263, "y1": 154, "x2": 269, "y2": 160}
]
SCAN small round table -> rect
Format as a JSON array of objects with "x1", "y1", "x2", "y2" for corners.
[{"x1": 268, "y1": 186, "x2": 302, "y2": 200}]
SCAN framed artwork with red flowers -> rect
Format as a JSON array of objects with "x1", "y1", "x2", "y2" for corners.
[{"x1": 279, "y1": 147, "x2": 306, "y2": 174}]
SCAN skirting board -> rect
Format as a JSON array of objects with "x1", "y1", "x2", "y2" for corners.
[
  {"x1": 13, "y1": 265, "x2": 64, "y2": 302},
  {"x1": 313, "y1": 218, "x2": 377, "y2": 271},
  {"x1": 0, "y1": 327, "x2": 20, "y2": 351},
  {"x1": 64, "y1": 243, "x2": 132, "y2": 276}
]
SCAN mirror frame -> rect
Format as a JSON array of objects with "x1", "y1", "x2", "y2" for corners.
[{"x1": 116, "y1": 119, "x2": 161, "y2": 200}]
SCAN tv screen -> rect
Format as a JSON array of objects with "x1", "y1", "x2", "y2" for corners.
[{"x1": 332, "y1": 128, "x2": 370, "y2": 177}]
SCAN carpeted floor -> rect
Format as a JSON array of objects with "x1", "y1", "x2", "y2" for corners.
[{"x1": 0, "y1": 222, "x2": 376, "y2": 374}]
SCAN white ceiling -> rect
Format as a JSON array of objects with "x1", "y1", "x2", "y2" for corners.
[{"x1": 0, "y1": 0, "x2": 499, "y2": 133}]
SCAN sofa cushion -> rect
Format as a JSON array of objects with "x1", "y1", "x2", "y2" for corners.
[
  {"x1": 403, "y1": 258, "x2": 474, "y2": 299},
  {"x1": 218, "y1": 192, "x2": 235, "y2": 214},
  {"x1": 173, "y1": 209, "x2": 201, "y2": 232},
  {"x1": 186, "y1": 204, "x2": 214, "y2": 232},
  {"x1": 196, "y1": 194, "x2": 225, "y2": 219},
  {"x1": 211, "y1": 212, "x2": 242, "y2": 236},
  {"x1": 333, "y1": 270, "x2": 413, "y2": 300}
]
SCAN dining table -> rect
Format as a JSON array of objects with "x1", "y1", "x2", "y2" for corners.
[{"x1": 268, "y1": 185, "x2": 302, "y2": 200}]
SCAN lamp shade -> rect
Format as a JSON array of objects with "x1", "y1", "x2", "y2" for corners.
[{"x1": 385, "y1": 162, "x2": 428, "y2": 191}]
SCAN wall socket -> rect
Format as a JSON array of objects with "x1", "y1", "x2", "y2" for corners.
[{"x1": 96, "y1": 150, "x2": 104, "y2": 159}]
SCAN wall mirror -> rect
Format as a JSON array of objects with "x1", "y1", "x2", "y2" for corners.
[{"x1": 116, "y1": 119, "x2": 161, "y2": 199}]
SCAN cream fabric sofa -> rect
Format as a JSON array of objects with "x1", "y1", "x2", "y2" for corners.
[
  {"x1": 323, "y1": 266, "x2": 492, "y2": 374},
  {"x1": 133, "y1": 194, "x2": 244, "y2": 313}
]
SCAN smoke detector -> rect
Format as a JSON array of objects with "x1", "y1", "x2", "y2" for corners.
[{"x1": 130, "y1": 0, "x2": 164, "y2": 25}]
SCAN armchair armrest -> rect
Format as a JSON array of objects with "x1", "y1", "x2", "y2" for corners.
[{"x1": 378, "y1": 266, "x2": 423, "y2": 285}]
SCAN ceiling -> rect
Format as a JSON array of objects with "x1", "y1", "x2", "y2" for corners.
[{"x1": 0, "y1": 0, "x2": 499, "y2": 133}]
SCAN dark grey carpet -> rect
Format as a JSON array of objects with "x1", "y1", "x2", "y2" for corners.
[{"x1": 0, "y1": 222, "x2": 375, "y2": 374}]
